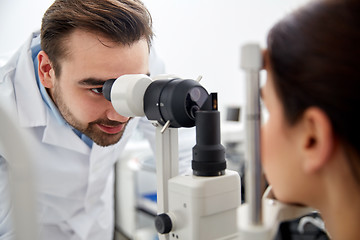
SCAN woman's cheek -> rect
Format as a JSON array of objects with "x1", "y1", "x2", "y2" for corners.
[{"x1": 261, "y1": 121, "x2": 280, "y2": 185}]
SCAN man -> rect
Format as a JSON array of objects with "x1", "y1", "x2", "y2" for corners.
[{"x1": 0, "y1": 0, "x2": 184, "y2": 239}]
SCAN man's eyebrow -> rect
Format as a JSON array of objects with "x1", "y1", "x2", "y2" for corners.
[
  {"x1": 78, "y1": 78, "x2": 114, "y2": 86},
  {"x1": 78, "y1": 73, "x2": 151, "y2": 86}
]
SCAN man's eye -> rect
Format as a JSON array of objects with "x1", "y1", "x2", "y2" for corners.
[{"x1": 90, "y1": 87, "x2": 103, "y2": 94}]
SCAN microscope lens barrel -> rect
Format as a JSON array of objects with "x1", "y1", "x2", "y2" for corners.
[
  {"x1": 192, "y1": 110, "x2": 226, "y2": 176},
  {"x1": 143, "y1": 79, "x2": 208, "y2": 128}
]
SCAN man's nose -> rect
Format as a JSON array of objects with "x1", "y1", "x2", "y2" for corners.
[{"x1": 106, "y1": 107, "x2": 129, "y2": 123}]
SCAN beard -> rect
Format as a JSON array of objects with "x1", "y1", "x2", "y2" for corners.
[{"x1": 51, "y1": 85, "x2": 129, "y2": 147}]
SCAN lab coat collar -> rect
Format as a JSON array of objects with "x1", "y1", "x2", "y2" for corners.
[{"x1": 13, "y1": 30, "x2": 47, "y2": 128}]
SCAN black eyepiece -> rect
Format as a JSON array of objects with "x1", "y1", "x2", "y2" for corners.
[{"x1": 102, "y1": 78, "x2": 116, "y2": 101}]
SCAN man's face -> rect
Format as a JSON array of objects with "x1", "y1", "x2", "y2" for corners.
[{"x1": 42, "y1": 30, "x2": 149, "y2": 146}]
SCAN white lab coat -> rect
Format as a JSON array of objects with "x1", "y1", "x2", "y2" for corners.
[{"x1": 0, "y1": 31, "x2": 178, "y2": 240}]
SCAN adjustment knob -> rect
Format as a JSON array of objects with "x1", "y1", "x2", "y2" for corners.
[{"x1": 155, "y1": 213, "x2": 173, "y2": 234}]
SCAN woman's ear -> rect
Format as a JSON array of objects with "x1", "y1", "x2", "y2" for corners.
[
  {"x1": 37, "y1": 50, "x2": 55, "y2": 88},
  {"x1": 300, "y1": 107, "x2": 334, "y2": 173}
]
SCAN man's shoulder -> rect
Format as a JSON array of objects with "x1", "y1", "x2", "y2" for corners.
[
  {"x1": 0, "y1": 56, "x2": 17, "y2": 85},
  {"x1": 0, "y1": 30, "x2": 39, "y2": 85},
  {"x1": 0, "y1": 63, "x2": 17, "y2": 112}
]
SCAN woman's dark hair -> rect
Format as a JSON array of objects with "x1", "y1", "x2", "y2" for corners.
[
  {"x1": 41, "y1": 0, "x2": 153, "y2": 76},
  {"x1": 267, "y1": 0, "x2": 360, "y2": 160}
]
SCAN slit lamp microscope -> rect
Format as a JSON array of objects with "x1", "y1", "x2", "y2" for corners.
[{"x1": 102, "y1": 43, "x2": 313, "y2": 240}]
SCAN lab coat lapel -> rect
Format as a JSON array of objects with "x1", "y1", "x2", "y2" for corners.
[
  {"x1": 42, "y1": 110, "x2": 91, "y2": 155},
  {"x1": 87, "y1": 118, "x2": 140, "y2": 185}
]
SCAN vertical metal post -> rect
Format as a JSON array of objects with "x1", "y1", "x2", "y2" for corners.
[
  {"x1": 155, "y1": 125, "x2": 178, "y2": 240},
  {"x1": 0, "y1": 107, "x2": 38, "y2": 240},
  {"x1": 241, "y1": 44, "x2": 263, "y2": 226}
]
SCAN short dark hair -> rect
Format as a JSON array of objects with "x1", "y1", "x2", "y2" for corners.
[
  {"x1": 40, "y1": 0, "x2": 153, "y2": 76},
  {"x1": 267, "y1": 0, "x2": 360, "y2": 177}
]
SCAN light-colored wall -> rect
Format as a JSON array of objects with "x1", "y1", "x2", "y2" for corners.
[
  {"x1": 0, "y1": 0, "x2": 52, "y2": 61},
  {"x1": 0, "y1": 0, "x2": 309, "y2": 109}
]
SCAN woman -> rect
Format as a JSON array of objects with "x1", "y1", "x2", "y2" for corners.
[{"x1": 261, "y1": 0, "x2": 360, "y2": 239}]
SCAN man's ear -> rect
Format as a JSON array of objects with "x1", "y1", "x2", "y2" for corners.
[
  {"x1": 37, "y1": 50, "x2": 55, "y2": 88},
  {"x1": 300, "y1": 107, "x2": 334, "y2": 173}
]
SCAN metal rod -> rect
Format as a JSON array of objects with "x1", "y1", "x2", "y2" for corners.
[
  {"x1": 241, "y1": 43, "x2": 263, "y2": 226},
  {"x1": 155, "y1": 125, "x2": 178, "y2": 240}
]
